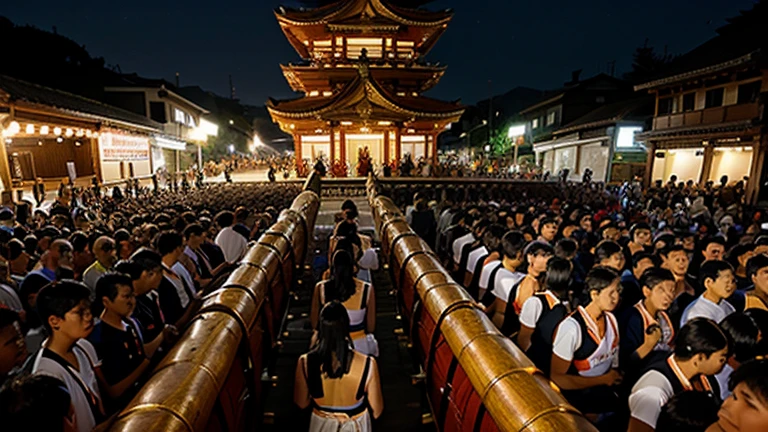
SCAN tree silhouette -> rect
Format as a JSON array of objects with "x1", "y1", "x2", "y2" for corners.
[{"x1": 623, "y1": 39, "x2": 675, "y2": 83}]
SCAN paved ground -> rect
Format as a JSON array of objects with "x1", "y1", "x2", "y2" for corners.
[{"x1": 261, "y1": 195, "x2": 432, "y2": 431}]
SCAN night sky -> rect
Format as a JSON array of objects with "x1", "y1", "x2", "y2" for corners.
[{"x1": 0, "y1": 0, "x2": 757, "y2": 106}]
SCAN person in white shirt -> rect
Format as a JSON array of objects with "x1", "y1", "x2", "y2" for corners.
[
  {"x1": 681, "y1": 260, "x2": 736, "y2": 326},
  {"x1": 627, "y1": 318, "x2": 730, "y2": 432},
  {"x1": 214, "y1": 210, "x2": 248, "y2": 263},
  {"x1": 550, "y1": 267, "x2": 623, "y2": 415},
  {"x1": 484, "y1": 231, "x2": 527, "y2": 328},
  {"x1": 31, "y1": 281, "x2": 105, "y2": 432}
]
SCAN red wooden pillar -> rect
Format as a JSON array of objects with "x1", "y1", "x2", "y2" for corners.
[
  {"x1": 431, "y1": 133, "x2": 439, "y2": 166},
  {"x1": 339, "y1": 129, "x2": 346, "y2": 162},
  {"x1": 295, "y1": 134, "x2": 302, "y2": 161},
  {"x1": 329, "y1": 127, "x2": 335, "y2": 162},
  {"x1": 383, "y1": 131, "x2": 391, "y2": 164},
  {"x1": 395, "y1": 127, "x2": 402, "y2": 162}
]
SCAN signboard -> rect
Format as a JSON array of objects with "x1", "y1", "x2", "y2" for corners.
[{"x1": 99, "y1": 132, "x2": 150, "y2": 162}]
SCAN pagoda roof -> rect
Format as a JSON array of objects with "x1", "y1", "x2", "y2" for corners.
[
  {"x1": 275, "y1": 0, "x2": 453, "y2": 27},
  {"x1": 280, "y1": 63, "x2": 446, "y2": 92},
  {"x1": 267, "y1": 62, "x2": 464, "y2": 125}
]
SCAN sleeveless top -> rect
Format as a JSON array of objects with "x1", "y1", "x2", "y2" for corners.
[
  {"x1": 480, "y1": 261, "x2": 504, "y2": 306},
  {"x1": 634, "y1": 301, "x2": 675, "y2": 350},
  {"x1": 567, "y1": 307, "x2": 620, "y2": 377},
  {"x1": 526, "y1": 291, "x2": 569, "y2": 376},
  {"x1": 500, "y1": 274, "x2": 537, "y2": 336},
  {"x1": 465, "y1": 248, "x2": 489, "y2": 300},
  {"x1": 320, "y1": 280, "x2": 372, "y2": 337},
  {"x1": 645, "y1": 354, "x2": 718, "y2": 398},
  {"x1": 745, "y1": 294, "x2": 768, "y2": 312},
  {"x1": 303, "y1": 351, "x2": 373, "y2": 416}
]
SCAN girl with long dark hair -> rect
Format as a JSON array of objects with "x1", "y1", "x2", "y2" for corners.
[
  {"x1": 295, "y1": 302, "x2": 383, "y2": 432},
  {"x1": 311, "y1": 250, "x2": 378, "y2": 356}
]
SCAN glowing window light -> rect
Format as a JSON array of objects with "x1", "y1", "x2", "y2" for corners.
[
  {"x1": 507, "y1": 124, "x2": 526, "y2": 138},
  {"x1": 40, "y1": 126, "x2": 50, "y2": 135},
  {"x1": 53, "y1": 127, "x2": 62, "y2": 136},
  {"x1": 25, "y1": 124, "x2": 35, "y2": 134},
  {"x1": 8, "y1": 121, "x2": 20, "y2": 135},
  {"x1": 65, "y1": 128, "x2": 74, "y2": 137},
  {"x1": 76, "y1": 129, "x2": 85, "y2": 137}
]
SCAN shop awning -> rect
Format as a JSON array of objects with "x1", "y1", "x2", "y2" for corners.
[{"x1": 153, "y1": 136, "x2": 187, "y2": 151}]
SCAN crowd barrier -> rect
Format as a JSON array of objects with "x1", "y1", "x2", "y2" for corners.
[
  {"x1": 367, "y1": 175, "x2": 596, "y2": 432},
  {"x1": 106, "y1": 171, "x2": 321, "y2": 432}
]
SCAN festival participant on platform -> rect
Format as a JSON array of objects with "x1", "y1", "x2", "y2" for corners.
[
  {"x1": 294, "y1": 302, "x2": 383, "y2": 432},
  {"x1": 745, "y1": 253, "x2": 768, "y2": 311},
  {"x1": 618, "y1": 253, "x2": 658, "y2": 316},
  {"x1": 659, "y1": 244, "x2": 696, "y2": 326},
  {"x1": 619, "y1": 268, "x2": 676, "y2": 379},
  {"x1": 517, "y1": 257, "x2": 572, "y2": 375},
  {"x1": 30, "y1": 281, "x2": 105, "y2": 432},
  {"x1": 681, "y1": 261, "x2": 736, "y2": 326},
  {"x1": 550, "y1": 267, "x2": 623, "y2": 416},
  {"x1": 628, "y1": 318, "x2": 731, "y2": 432},
  {"x1": 595, "y1": 240, "x2": 626, "y2": 272},
  {"x1": 483, "y1": 231, "x2": 526, "y2": 324},
  {"x1": 311, "y1": 250, "x2": 377, "y2": 356},
  {"x1": 499, "y1": 242, "x2": 554, "y2": 336},
  {"x1": 706, "y1": 357, "x2": 768, "y2": 432}
]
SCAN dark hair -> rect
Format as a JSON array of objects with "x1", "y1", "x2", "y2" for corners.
[
  {"x1": 308, "y1": 301, "x2": 353, "y2": 379},
  {"x1": 554, "y1": 238, "x2": 578, "y2": 259},
  {"x1": 0, "y1": 373, "x2": 72, "y2": 431},
  {"x1": 632, "y1": 251, "x2": 658, "y2": 269},
  {"x1": 323, "y1": 250, "x2": 357, "y2": 304},
  {"x1": 113, "y1": 260, "x2": 144, "y2": 281},
  {"x1": 747, "y1": 253, "x2": 768, "y2": 280},
  {"x1": 659, "y1": 243, "x2": 686, "y2": 258},
  {"x1": 113, "y1": 228, "x2": 131, "y2": 244},
  {"x1": 501, "y1": 231, "x2": 527, "y2": 260},
  {"x1": 68, "y1": 231, "x2": 89, "y2": 254},
  {"x1": 725, "y1": 243, "x2": 755, "y2": 270},
  {"x1": 728, "y1": 357, "x2": 768, "y2": 402},
  {"x1": 720, "y1": 311, "x2": 765, "y2": 363},
  {"x1": 538, "y1": 217, "x2": 558, "y2": 235},
  {"x1": 701, "y1": 236, "x2": 726, "y2": 250},
  {"x1": 584, "y1": 267, "x2": 620, "y2": 293},
  {"x1": 129, "y1": 247, "x2": 163, "y2": 272},
  {"x1": 640, "y1": 267, "x2": 675, "y2": 292},
  {"x1": 655, "y1": 391, "x2": 719, "y2": 432},
  {"x1": 0, "y1": 308, "x2": 20, "y2": 330},
  {"x1": 95, "y1": 272, "x2": 134, "y2": 304},
  {"x1": 674, "y1": 318, "x2": 731, "y2": 361},
  {"x1": 545, "y1": 257, "x2": 572, "y2": 297},
  {"x1": 482, "y1": 224, "x2": 507, "y2": 254},
  {"x1": 36, "y1": 280, "x2": 91, "y2": 334},
  {"x1": 234, "y1": 207, "x2": 249, "y2": 222},
  {"x1": 629, "y1": 223, "x2": 652, "y2": 242},
  {"x1": 700, "y1": 260, "x2": 734, "y2": 288},
  {"x1": 595, "y1": 240, "x2": 622, "y2": 263},
  {"x1": 214, "y1": 211, "x2": 235, "y2": 228},
  {"x1": 154, "y1": 230, "x2": 184, "y2": 257},
  {"x1": 341, "y1": 199, "x2": 357, "y2": 213},
  {"x1": 183, "y1": 223, "x2": 205, "y2": 240},
  {"x1": 525, "y1": 241, "x2": 554, "y2": 259}
]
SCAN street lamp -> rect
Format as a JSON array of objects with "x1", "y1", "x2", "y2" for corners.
[{"x1": 507, "y1": 124, "x2": 527, "y2": 170}]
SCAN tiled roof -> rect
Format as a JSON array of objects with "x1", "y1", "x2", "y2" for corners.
[
  {"x1": 0, "y1": 75, "x2": 160, "y2": 130},
  {"x1": 555, "y1": 98, "x2": 654, "y2": 135},
  {"x1": 276, "y1": 0, "x2": 452, "y2": 26}
]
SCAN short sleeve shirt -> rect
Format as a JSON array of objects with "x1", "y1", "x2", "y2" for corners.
[
  {"x1": 680, "y1": 295, "x2": 735, "y2": 326},
  {"x1": 552, "y1": 316, "x2": 581, "y2": 362},
  {"x1": 628, "y1": 370, "x2": 674, "y2": 428},
  {"x1": 89, "y1": 319, "x2": 146, "y2": 386},
  {"x1": 519, "y1": 295, "x2": 545, "y2": 328},
  {"x1": 479, "y1": 261, "x2": 502, "y2": 291},
  {"x1": 491, "y1": 269, "x2": 525, "y2": 302}
]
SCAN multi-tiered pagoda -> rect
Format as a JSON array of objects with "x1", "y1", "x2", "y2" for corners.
[{"x1": 268, "y1": 0, "x2": 465, "y2": 170}]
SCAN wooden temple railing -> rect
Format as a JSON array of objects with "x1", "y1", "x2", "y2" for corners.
[
  {"x1": 366, "y1": 175, "x2": 596, "y2": 432},
  {"x1": 107, "y1": 171, "x2": 321, "y2": 432}
]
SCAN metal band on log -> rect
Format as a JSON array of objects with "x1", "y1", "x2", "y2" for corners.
[
  {"x1": 366, "y1": 174, "x2": 597, "y2": 432},
  {"x1": 108, "y1": 171, "x2": 321, "y2": 432}
]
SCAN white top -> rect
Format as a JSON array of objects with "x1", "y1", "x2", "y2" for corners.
[
  {"x1": 628, "y1": 369, "x2": 675, "y2": 428},
  {"x1": 680, "y1": 295, "x2": 735, "y2": 326},
  {"x1": 173, "y1": 262, "x2": 196, "y2": 295},
  {"x1": 552, "y1": 308, "x2": 619, "y2": 377},
  {"x1": 0, "y1": 283, "x2": 23, "y2": 312},
  {"x1": 466, "y1": 246, "x2": 489, "y2": 273},
  {"x1": 31, "y1": 339, "x2": 102, "y2": 432},
  {"x1": 491, "y1": 268, "x2": 525, "y2": 302},
  {"x1": 715, "y1": 363, "x2": 734, "y2": 402},
  {"x1": 358, "y1": 248, "x2": 379, "y2": 271},
  {"x1": 215, "y1": 226, "x2": 248, "y2": 263},
  {"x1": 452, "y1": 233, "x2": 474, "y2": 264},
  {"x1": 479, "y1": 261, "x2": 502, "y2": 291},
  {"x1": 519, "y1": 291, "x2": 559, "y2": 328},
  {"x1": 164, "y1": 270, "x2": 191, "y2": 308}
]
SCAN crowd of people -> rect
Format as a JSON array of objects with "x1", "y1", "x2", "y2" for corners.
[
  {"x1": 400, "y1": 176, "x2": 767, "y2": 431},
  {"x1": 0, "y1": 180, "x2": 303, "y2": 431}
]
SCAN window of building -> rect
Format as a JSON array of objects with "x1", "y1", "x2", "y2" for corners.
[
  {"x1": 546, "y1": 111, "x2": 556, "y2": 126},
  {"x1": 532, "y1": 118, "x2": 539, "y2": 129},
  {"x1": 346, "y1": 38, "x2": 383, "y2": 59},
  {"x1": 150, "y1": 102, "x2": 167, "y2": 123},
  {"x1": 682, "y1": 93, "x2": 696, "y2": 112},
  {"x1": 174, "y1": 108, "x2": 186, "y2": 124},
  {"x1": 658, "y1": 97, "x2": 674, "y2": 115},
  {"x1": 705, "y1": 88, "x2": 725, "y2": 108},
  {"x1": 737, "y1": 81, "x2": 761, "y2": 104}
]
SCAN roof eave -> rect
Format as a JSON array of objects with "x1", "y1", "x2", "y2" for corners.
[{"x1": 634, "y1": 51, "x2": 760, "y2": 92}]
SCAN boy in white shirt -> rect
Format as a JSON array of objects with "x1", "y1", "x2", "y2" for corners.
[{"x1": 680, "y1": 260, "x2": 736, "y2": 326}]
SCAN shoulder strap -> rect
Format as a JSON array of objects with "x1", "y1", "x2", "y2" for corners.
[
  {"x1": 355, "y1": 356, "x2": 372, "y2": 401},
  {"x1": 361, "y1": 283, "x2": 370, "y2": 309},
  {"x1": 488, "y1": 262, "x2": 503, "y2": 291},
  {"x1": 42, "y1": 347, "x2": 103, "y2": 421}
]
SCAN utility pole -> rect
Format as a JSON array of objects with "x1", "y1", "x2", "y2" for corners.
[
  {"x1": 175, "y1": 72, "x2": 180, "y2": 88},
  {"x1": 229, "y1": 75, "x2": 236, "y2": 100},
  {"x1": 487, "y1": 80, "x2": 493, "y2": 153}
]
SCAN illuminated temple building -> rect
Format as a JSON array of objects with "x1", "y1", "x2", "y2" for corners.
[{"x1": 268, "y1": 0, "x2": 465, "y2": 169}]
